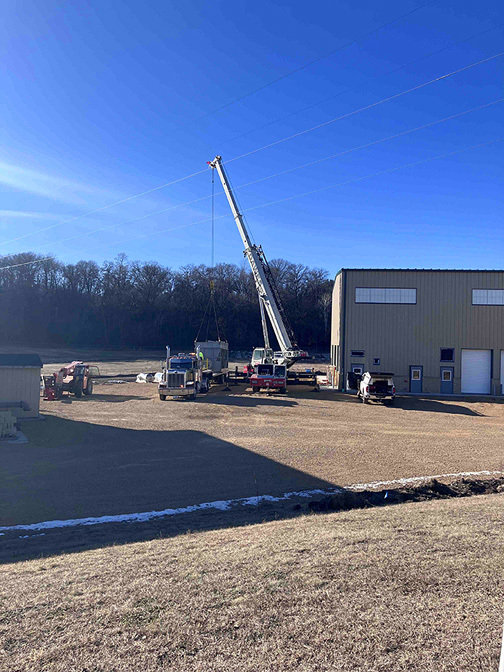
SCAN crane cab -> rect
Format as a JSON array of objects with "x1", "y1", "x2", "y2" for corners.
[{"x1": 251, "y1": 347, "x2": 274, "y2": 367}]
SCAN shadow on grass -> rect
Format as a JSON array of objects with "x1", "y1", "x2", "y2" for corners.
[
  {"x1": 317, "y1": 392, "x2": 487, "y2": 416},
  {"x1": 0, "y1": 415, "x2": 333, "y2": 564},
  {"x1": 54, "y1": 393, "x2": 148, "y2": 405},
  {"x1": 203, "y1": 394, "x2": 298, "y2": 408},
  {"x1": 391, "y1": 398, "x2": 486, "y2": 416}
]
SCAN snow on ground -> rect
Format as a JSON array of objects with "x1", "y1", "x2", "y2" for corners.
[{"x1": 2, "y1": 469, "x2": 502, "y2": 534}]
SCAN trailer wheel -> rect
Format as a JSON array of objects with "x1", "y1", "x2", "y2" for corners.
[
  {"x1": 83, "y1": 379, "x2": 93, "y2": 396},
  {"x1": 252, "y1": 386, "x2": 260, "y2": 393},
  {"x1": 362, "y1": 396, "x2": 369, "y2": 404},
  {"x1": 74, "y1": 380, "x2": 83, "y2": 398}
]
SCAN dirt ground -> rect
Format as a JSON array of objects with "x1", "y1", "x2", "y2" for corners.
[
  {"x1": 1, "y1": 494, "x2": 503, "y2": 671},
  {"x1": 3, "y1": 369, "x2": 504, "y2": 528}
]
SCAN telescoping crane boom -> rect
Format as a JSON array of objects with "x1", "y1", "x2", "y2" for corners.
[{"x1": 208, "y1": 156, "x2": 307, "y2": 368}]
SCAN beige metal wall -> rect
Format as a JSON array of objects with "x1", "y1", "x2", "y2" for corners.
[
  {"x1": 332, "y1": 270, "x2": 504, "y2": 394},
  {"x1": 0, "y1": 367, "x2": 41, "y2": 417}
]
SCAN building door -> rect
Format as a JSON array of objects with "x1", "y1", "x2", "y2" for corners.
[
  {"x1": 440, "y1": 367, "x2": 454, "y2": 394},
  {"x1": 409, "y1": 366, "x2": 423, "y2": 393},
  {"x1": 461, "y1": 349, "x2": 491, "y2": 394},
  {"x1": 347, "y1": 364, "x2": 364, "y2": 391},
  {"x1": 351, "y1": 364, "x2": 364, "y2": 376}
]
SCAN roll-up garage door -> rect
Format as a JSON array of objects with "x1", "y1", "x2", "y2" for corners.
[{"x1": 461, "y1": 349, "x2": 491, "y2": 394}]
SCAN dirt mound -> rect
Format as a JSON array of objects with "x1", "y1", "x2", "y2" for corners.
[{"x1": 308, "y1": 477, "x2": 504, "y2": 513}]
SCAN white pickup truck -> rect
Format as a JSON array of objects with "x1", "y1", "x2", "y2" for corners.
[{"x1": 357, "y1": 372, "x2": 395, "y2": 405}]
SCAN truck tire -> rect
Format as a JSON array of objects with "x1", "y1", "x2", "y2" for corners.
[
  {"x1": 83, "y1": 379, "x2": 93, "y2": 396},
  {"x1": 73, "y1": 380, "x2": 83, "y2": 398},
  {"x1": 279, "y1": 386, "x2": 286, "y2": 394},
  {"x1": 252, "y1": 386, "x2": 260, "y2": 393},
  {"x1": 387, "y1": 398, "x2": 395, "y2": 406},
  {"x1": 159, "y1": 394, "x2": 167, "y2": 401},
  {"x1": 362, "y1": 396, "x2": 368, "y2": 404}
]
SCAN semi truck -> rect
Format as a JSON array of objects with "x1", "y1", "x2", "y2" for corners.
[{"x1": 158, "y1": 342, "x2": 228, "y2": 401}]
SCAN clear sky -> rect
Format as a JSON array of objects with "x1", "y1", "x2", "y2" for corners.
[{"x1": 1, "y1": 0, "x2": 503, "y2": 277}]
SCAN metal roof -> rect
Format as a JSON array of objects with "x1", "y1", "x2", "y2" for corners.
[{"x1": 0, "y1": 354, "x2": 43, "y2": 367}]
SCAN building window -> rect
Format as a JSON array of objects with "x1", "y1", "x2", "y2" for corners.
[
  {"x1": 411, "y1": 369, "x2": 421, "y2": 381},
  {"x1": 472, "y1": 289, "x2": 504, "y2": 305},
  {"x1": 442, "y1": 370, "x2": 452, "y2": 382},
  {"x1": 440, "y1": 348, "x2": 454, "y2": 362},
  {"x1": 351, "y1": 350, "x2": 365, "y2": 357},
  {"x1": 373, "y1": 358, "x2": 380, "y2": 366},
  {"x1": 355, "y1": 287, "x2": 417, "y2": 304}
]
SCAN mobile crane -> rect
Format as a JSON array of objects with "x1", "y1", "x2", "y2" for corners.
[{"x1": 208, "y1": 156, "x2": 307, "y2": 368}]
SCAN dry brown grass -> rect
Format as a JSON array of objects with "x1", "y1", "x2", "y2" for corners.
[{"x1": 2, "y1": 494, "x2": 504, "y2": 671}]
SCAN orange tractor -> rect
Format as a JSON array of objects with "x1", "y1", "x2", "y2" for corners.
[{"x1": 43, "y1": 362, "x2": 100, "y2": 400}]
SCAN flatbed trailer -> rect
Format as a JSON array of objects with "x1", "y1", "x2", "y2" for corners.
[{"x1": 228, "y1": 366, "x2": 324, "y2": 386}]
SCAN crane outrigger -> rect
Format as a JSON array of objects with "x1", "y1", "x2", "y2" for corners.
[{"x1": 208, "y1": 156, "x2": 307, "y2": 368}]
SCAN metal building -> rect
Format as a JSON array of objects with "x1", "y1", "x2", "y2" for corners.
[
  {"x1": 0, "y1": 354, "x2": 43, "y2": 418},
  {"x1": 330, "y1": 269, "x2": 504, "y2": 395}
]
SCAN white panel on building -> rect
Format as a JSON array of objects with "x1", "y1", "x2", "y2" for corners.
[
  {"x1": 472, "y1": 289, "x2": 504, "y2": 305},
  {"x1": 461, "y1": 349, "x2": 491, "y2": 394},
  {"x1": 355, "y1": 287, "x2": 416, "y2": 304}
]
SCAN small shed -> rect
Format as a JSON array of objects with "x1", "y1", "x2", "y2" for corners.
[{"x1": 0, "y1": 354, "x2": 43, "y2": 418}]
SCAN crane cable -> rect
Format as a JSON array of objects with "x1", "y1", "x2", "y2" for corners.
[{"x1": 195, "y1": 169, "x2": 222, "y2": 343}]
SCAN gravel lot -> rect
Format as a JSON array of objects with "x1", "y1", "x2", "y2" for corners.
[{"x1": 2, "y1": 374, "x2": 503, "y2": 530}]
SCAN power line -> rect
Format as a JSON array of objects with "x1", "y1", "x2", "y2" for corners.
[
  {"x1": 101, "y1": 138, "x2": 504, "y2": 244},
  {"x1": 0, "y1": 167, "x2": 209, "y2": 247},
  {"x1": 5, "y1": 98, "x2": 499, "y2": 258},
  {"x1": 216, "y1": 22, "x2": 504, "y2": 151},
  {"x1": 0, "y1": 2, "x2": 439, "y2": 250},
  {"x1": 234, "y1": 99, "x2": 504, "y2": 189},
  {"x1": 0, "y1": 256, "x2": 55, "y2": 270},
  {"x1": 4, "y1": 48, "x2": 501, "y2": 251},
  {"x1": 241, "y1": 138, "x2": 503, "y2": 214},
  {"x1": 224, "y1": 52, "x2": 504, "y2": 166},
  {"x1": 179, "y1": 0, "x2": 438, "y2": 129},
  {"x1": 3, "y1": 134, "x2": 496, "y2": 272}
]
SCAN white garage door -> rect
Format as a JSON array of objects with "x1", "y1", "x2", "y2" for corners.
[{"x1": 461, "y1": 349, "x2": 491, "y2": 394}]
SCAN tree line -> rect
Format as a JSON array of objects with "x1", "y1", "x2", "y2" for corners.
[{"x1": 0, "y1": 252, "x2": 333, "y2": 351}]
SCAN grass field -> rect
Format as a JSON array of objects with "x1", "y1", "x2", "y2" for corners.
[{"x1": 2, "y1": 494, "x2": 503, "y2": 671}]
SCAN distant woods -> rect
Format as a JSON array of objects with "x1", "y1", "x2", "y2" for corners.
[{"x1": 0, "y1": 253, "x2": 332, "y2": 351}]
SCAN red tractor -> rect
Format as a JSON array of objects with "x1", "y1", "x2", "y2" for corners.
[{"x1": 43, "y1": 362, "x2": 99, "y2": 400}]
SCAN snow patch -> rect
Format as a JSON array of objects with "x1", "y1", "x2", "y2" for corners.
[{"x1": 2, "y1": 469, "x2": 502, "y2": 534}]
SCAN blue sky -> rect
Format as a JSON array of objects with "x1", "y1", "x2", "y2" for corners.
[{"x1": 1, "y1": 0, "x2": 502, "y2": 277}]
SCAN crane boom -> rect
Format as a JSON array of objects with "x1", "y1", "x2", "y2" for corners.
[{"x1": 208, "y1": 156, "x2": 306, "y2": 366}]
